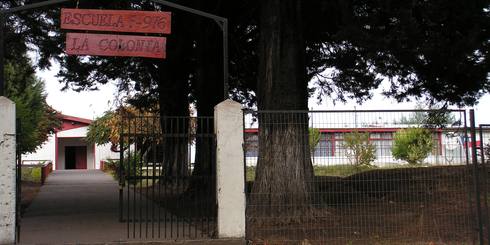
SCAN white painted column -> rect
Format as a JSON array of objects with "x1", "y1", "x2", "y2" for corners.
[
  {"x1": 214, "y1": 99, "x2": 246, "y2": 239},
  {"x1": 0, "y1": 97, "x2": 16, "y2": 244}
]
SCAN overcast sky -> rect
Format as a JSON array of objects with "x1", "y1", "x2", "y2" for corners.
[{"x1": 35, "y1": 61, "x2": 490, "y2": 125}]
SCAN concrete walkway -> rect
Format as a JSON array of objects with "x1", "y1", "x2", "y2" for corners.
[
  {"x1": 19, "y1": 170, "x2": 243, "y2": 245},
  {"x1": 20, "y1": 170, "x2": 128, "y2": 244}
]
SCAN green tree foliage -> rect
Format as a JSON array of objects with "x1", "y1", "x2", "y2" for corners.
[
  {"x1": 344, "y1": 131, "x2": 376, "y2": 167},
  {"x1": 8, "y1": 1, "x2": 489, "y2": 109},
  {"x1": 86, "y1": 111, "x2": 115, "y2": 146},
  {"x1": 392, "y1": 128, "x2": 434, "y2": 165},
  {"x1": 308, "y1": 128, "x2": 321, "y2": 154},
  {"x1": 5, "y1": 55, "x2": 61, "y2": 154},
  {"x1": 86, "y1": 107, "x2": 161, "y2": 147},
  {"x1": 398, "y1": 103, "x2": 456, "y2": 127}
]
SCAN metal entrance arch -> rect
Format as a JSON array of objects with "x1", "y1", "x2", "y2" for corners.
[{"x1": 0, "y1": 0, "x2": 229, "y2": 99}]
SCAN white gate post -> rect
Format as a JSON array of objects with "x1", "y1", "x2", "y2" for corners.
[
  {"x1": 214, "y1": 99, "x2": 246, "y2": 239},
  {"x1": 0, "y1": 97, "x2": 16, "y2": 244}
]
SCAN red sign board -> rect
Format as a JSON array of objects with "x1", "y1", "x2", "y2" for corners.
[
  {"x1": 65, "y1": 33, "x2": 166, "y2": 59},
  {"x1": 61, "y1": 8, "x2": 171, "y2": 34}
]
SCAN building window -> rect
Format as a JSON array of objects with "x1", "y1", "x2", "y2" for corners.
[
  {"x1": 245, "y1": 133, "x2": 258, "y2": 157},
  {"x1": 370, "y1": 132, "x2": 393, "y2": 157},
  {"x1": 334, "y1": 133, "x2": 346, "y2": 157},
  {"x1": 431, "y1": 132, "x2": 443, "y2": 156},
  {"x1": 313, "y1": 133, "x2": 334, "y2": 157}
]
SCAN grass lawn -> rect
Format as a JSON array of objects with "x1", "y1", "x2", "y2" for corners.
[
  {"x1": 105, "y1": 168, "x2": 162, "y2": 188},
  {"x1": 246, "y1": 163, "x2": 433, "y2": 181}
]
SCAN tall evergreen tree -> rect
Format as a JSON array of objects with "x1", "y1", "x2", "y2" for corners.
[{"x1": 5, "y1": 54, "x2": 61, "y2": 154}]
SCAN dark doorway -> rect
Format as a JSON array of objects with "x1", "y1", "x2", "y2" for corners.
[{"x1": 65, "y1": 146, "x2": 87, "y2": 169}]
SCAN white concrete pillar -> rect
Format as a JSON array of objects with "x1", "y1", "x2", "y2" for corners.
[
  {"x1": 214, "y1": 99, "x2": 246, "y2": 239},
  {"x1": 0, "y1": 97, "x2": 16, "y2": 244}
]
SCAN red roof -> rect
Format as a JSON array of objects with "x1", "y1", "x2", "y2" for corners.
[{"x1": 60, "y1": 114, "x2": 92, "y2": 125}]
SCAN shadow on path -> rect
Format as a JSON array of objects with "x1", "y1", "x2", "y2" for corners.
[{"x1": 21, "y1": 170, "x2": 132, "y2": 244}]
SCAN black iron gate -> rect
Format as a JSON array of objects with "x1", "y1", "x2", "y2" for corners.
[
  {"x1": 15, "y1": 119, "x2": 21, "y2": 243},
  {"x1": 477, "y1": 123, "x2": 490, "y2": 244},
  {"x1": 119, "y1": 115, "x2": 216, "y2": 240}
]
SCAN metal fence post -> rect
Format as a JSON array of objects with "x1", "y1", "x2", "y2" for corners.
[
  {"x1": 15, "y1": 119, "x2": 21, "y2": 243},
  {"x1": 470, "y1": 109, "x2": 484, "y2": 245},
  {"x1": 119, "y1": 119, "x2": 124, "y2": 223}
]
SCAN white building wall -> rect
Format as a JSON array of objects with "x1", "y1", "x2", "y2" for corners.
[
  {"x1": 57, "y1": 138, "x2": 95, "y2": 170},
  {"x1": 23, "y1": 126, "x2": 90, "y2": 169},
  {"x1": 57, "y1": 126, "x2": 88, "y2": 138},
  {"x1": 22, "y1": 134, "x2": 56, "y2": 164},
  {"x1": 245, "y1": 131, "x2": 486, "y2": 167},
  {"x1": 95, "y1": 143, "x2": 120, "y2": 169},
  {"x1": 22, "y1": 126, "x2": 121, "y2": 170},
  {"x1": 58, "y1": 127, "x2": 93, "y2": 170}
]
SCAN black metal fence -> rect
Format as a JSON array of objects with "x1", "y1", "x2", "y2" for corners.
[
  {"x1": 244, "y1": 109, "x2": 484, "y2": 244},
  {"x1": 119, "y1": 115, "x2": 216, "y2": 240},
  {"x1": 15, "y1": 119, "x2": 21, "y2": 242},
  {"x1": 478, "y1": 124, "x2": 490, "y2": 244}
]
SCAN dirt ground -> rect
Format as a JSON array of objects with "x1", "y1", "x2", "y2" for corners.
[
  {"x1": 246, "y1": 165, "x2": 485, "y2": 245},
  {"x1": 20, "y1": 181, "x2": 41, "y2": 215},
  {"x1": 134, "y1": 165, "x2": 486, "y2": 244}
]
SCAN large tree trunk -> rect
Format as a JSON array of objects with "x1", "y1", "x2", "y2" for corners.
[
  {"x1": 192, "y1": 1, "x2": 224, "y2": 178},
  {"x1": 157, "y1": 13, "x2": 192, "y2": 177},
  {"x1": 252, "y1": 0, "x2": 314, "y2": 217}
]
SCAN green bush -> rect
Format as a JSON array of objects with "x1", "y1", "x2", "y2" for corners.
[
  {"x1": 392, "y1": 127, "x2": 433, "y2": 165},
  {"x1": 21, "y1": 166, "x2": 42, "y2": 182},
  {"x1": 107, "y1": 152, "x2": 143, "y2": 184},
  {"x1": 344, "y1": 131, "x2": 376, "y2": 167},
  {"x1": 309, "y1": 128, "x2": 321, "y2": 154},
  {"x1": 101, "y1": 159, "x2": 119, "y2": 181},
  {"x1": 103, "y1": 159, "x2": 119, "y2": 172}
]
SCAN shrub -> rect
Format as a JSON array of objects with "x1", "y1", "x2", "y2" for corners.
[
  {"x1": 344, "y1": 131, "x2": 376, "y2": 167},
  {"x1": 392, "y1": 127, "x2": 433, "y2": 165},
  {"x1": 107, "y1": 152, "x2": 143, "y2": 184},
  {"x1": 309, "y1": 128, "x2": 321, "y2": 154},
  {"x1": 21, "y1": 166, "x2": 42, "y2": 182},
  {"x1": 103, "y1": 159, "x2": 119, "y2": 172}
]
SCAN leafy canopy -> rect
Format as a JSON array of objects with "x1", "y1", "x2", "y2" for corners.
[
  {"x1": 6, "y1": 0, "x2": 490, "y2": 111},
  {"x1": 86, "y1": 107, "x2": 160, "y2": 147},
  {"x1": 397, "y1": 103, "x2": 457, "y2": 127}
]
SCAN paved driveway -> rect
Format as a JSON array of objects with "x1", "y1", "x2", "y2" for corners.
[
  {"x1": 20, "y1": 170, "x2": 128, "y2": 244},
  {"x1": 19, "y1": 170, "x2": 234, "y2": 245}
]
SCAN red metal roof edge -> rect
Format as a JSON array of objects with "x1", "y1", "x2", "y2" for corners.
[
  {"x1": 244, "y1": 127, "x2": 474, "y2": 133},
  {"x1": 60, "y1": 114, "x2": 93, "y2": 125}
]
